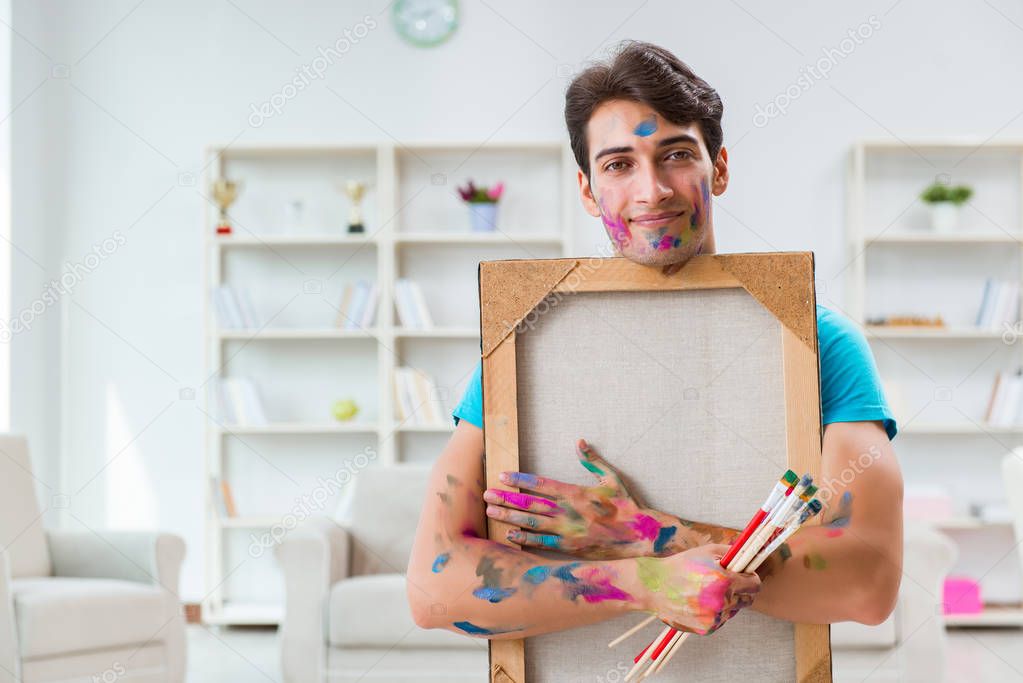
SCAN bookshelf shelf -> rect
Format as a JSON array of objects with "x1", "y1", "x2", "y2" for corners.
[
  {"x1": 900, "y1": 422, "x2": 1023, "y2": 435},
  {"x1": 395, "y1": 327, "x2": 478, "y2": 339},
  {"x1": 216, "y1": 328, "x2": 378, "y2": 340},
  {"x1": 201, "y1": 141, "x2": 573, "y2": 624},
  {"x1": 214, "y1": 235, "x2": 378, "y2": 247},
  {"x1": 216, "y1": 422, "x2": 378, "y2": 435},
  {"x1": 865, "y1": 232, "x2": 1023, "y2": 244},
  {"x1": 864, "y1": 326, "x2": 1007, "y2": 339},
  {"x1": 944, "y1": 606, "x2": 1023, "y2": 628},
  {"x1": 217, "y1": 517, "x2": 283, "y2": 529},
  {"x1": 203, "y1": 602, "x2": 284, "y2": 626},
  {"x1": 394, "y1": 232, "x2": 563, "y2": 245}
]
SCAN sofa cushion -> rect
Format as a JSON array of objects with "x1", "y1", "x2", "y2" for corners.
[
  {"x1": 335, "y1": 466, "x2": 429, "y2": 577},
  {"x1": 329, "y1": 573, "x2": 475, "y2": 649},
  {"x1": 13, "y1": 577, "x2": 169, "y2": 659}
]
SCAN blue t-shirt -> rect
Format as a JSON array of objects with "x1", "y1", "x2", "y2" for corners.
[{"x1": 453, "y1": 304, "x2": 897, "y2": 441}]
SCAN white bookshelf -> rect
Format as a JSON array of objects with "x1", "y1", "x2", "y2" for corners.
[
  {"x1": 847, "y1": 139, "x2": 1023, "y2": 627},
  {"x1": 200, "y1": 141, "x2": 574, "y2": 625}
]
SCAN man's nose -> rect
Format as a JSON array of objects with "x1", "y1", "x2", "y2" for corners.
[{"x1": 633, "y1": 163, "x2": 673, "y2": 205}]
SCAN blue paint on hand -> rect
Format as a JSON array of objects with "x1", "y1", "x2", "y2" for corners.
[
  {"x1": 472, "y1": 586, "x2": 517, "y2": 602},
  {"x1": 653, "y1": 526, "x2": 677, "y2": 553},
  {"x1": 431, "y1": 553, "x2": 451, "y2": 573}
]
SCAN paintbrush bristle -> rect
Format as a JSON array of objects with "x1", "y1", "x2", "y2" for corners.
[
  {"x1": 781, "y1": 470, "x2": 798, "y2": 486},
  {"x1": 799, "y1": 499, "x2": 823, "y2": 523},
  {"x1": 798, "y1": 474, "x2": 813, "y2": 488},
  {"x1": 802, "y1": 484, "x2": 819, "y2": 499}
]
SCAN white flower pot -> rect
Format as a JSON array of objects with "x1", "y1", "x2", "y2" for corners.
[
  {"x1": 929, "y1": 202, "x2": 961, "y2": 233},
  {"x1": 468, "y1": 202, "x2": 499, "y2": 232}
]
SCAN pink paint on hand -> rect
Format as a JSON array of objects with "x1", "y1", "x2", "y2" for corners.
[
  {"x1": 494, "y1": 490, "x2": 561, "y2": 512},
  {"x1": 576, "y1": 566, "x2": 634, "y2": 603},
  {"x1": 628, "y1": 514, "x2": 661, "y2": 541}
]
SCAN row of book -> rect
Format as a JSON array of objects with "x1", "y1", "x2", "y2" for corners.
[
  {"x1": 212, "y1": 279, "x2": 437, "y2": 331},
  {"x1": 394, "y1": 366, "x2": 446, "y2": 426},
  {"x1": 214, "y1": 377, "x2": 268, "y2": 426},
  {"x1": 210, "y1": 477, "x2": 238, "y2": 518},
  {"x1": 984, "y1": 370, "x2": 1023, "y2": 426},
  {"x1": 335, "y1": 280, "x2": 380, "y2": 330},
  {"x1": 976, "y1": 279, "x2": 1020, "y2": 329},
  {"x1": 394, "y1": 279, "x2": 435, "y2": 329},
  {"x1": 213, "y1": 285, "x2": 263, "y2": 329}
]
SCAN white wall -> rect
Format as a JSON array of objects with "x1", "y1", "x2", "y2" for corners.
[{"x1": 7, "y1": 0, "x2": 1023, "y2": 599}]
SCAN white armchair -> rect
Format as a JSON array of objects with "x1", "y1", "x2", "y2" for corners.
[
  {"x1": 275, "y1": 465, "x2": 487, "y2": 683},
  {"x1": 0, "y1": 434, "x2": 185, "y2": 683}
]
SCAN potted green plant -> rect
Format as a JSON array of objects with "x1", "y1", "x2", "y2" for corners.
[
  {"x1": 457, "y1": 180, "x2": 504, "y2": 232},
  {"x1": 920, "y1": 181, "x2": 973, "y2": 232}
]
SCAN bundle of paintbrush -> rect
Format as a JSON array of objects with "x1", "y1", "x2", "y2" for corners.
[{"x1": 611, "y1": 469, "x2": 823, "y2": 681}]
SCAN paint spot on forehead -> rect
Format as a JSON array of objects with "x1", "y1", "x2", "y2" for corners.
[{"x1": 634, "y1": 115, "x2": 657, "y2": 137}]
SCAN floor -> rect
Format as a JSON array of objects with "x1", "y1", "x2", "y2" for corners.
[{"x1": 187, "y1": 624, "x2": 1023, "y2": 682}]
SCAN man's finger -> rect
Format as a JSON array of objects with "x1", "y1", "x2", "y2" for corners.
[
  {"x1": 483, "y1": 488, "x2": 562, "y2": 514},
  {"x1": 506, "y1": 529, "x2": 563, "y2": 550},
  {"x1": 576, "y1": 439, "x2": 629, "y2": 493},
  {"x1": 487, "y1": 506, "x2": 557, "y2": 532},
  {"x1": 500, "y1": 471, "x2": 577, "y2": 496}
]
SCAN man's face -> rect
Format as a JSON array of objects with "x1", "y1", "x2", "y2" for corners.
[{"x1": 578, "y1": 99, "x2": 728, "y2": 267}]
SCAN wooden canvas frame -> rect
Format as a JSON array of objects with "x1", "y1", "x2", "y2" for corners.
[{"x1": 479, "y1": 252, "x2": 830, "y2": 683}]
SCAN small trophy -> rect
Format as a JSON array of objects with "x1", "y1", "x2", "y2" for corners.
[
  {"x1": 339, "y1": 180, "x2": 366, "y2": 234},
  {"x1": 212, "y1": 178, "x2": 240, "y2": 236}
]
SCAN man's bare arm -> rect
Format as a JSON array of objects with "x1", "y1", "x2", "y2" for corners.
[
  {"x1": 487, "y1": 421, "x2": 903, "y2": 625},
  {"x1": 406, "y1": 421, "x2": 760, "y2": 638}
]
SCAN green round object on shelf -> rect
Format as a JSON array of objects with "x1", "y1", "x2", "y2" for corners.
[{"x1": 331, "y1": 399, "x2": 359, "y2": 422}]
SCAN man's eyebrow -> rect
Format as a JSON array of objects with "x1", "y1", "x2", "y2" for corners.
[{"x1": 593, "y1": 134, "x2": 701, "y2": 162}]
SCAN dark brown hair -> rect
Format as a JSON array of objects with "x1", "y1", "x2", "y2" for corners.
[{"x1": 564, "y1": 40, "x2": 724, "y2": 180}]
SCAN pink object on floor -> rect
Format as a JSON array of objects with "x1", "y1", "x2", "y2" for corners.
[{"x1": 943, "y1": 576, "x2": 983, "y2": 614}]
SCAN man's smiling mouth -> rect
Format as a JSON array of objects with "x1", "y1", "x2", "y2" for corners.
[{"x1": 630, "y1": 211, "x2": 685, "y2": 227}]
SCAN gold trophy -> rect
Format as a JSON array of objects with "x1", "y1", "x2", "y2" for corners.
[
  {"x1": 212, "y1": 178, "x2": 240, "y2": 236},
  {"x1": 338, "y1": 180, "x2": 366, "y2": 234}
]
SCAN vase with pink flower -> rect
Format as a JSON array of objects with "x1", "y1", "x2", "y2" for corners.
[{"x1": 457, "y1": 180, "x2": 504, "y2": 232}]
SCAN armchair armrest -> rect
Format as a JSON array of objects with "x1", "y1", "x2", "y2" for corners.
[
  {"x1": 47, "y1": 529, "x2": 185, "y2": 594},
  {"x1": 275, "y1": 516, "x2": 350, "y2": 683},
  {"x1": 0, "y1": 550, "x2": 20, "y2": 683}
]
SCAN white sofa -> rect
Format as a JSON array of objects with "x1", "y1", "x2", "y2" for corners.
[
  {"x1": 275, "y1": 465, "x2": 487, "y2": 683},
  {"x1": 0, "y1": 434, "x2": 186, "y2": 683}
]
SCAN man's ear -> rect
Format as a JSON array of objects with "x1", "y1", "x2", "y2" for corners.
[
  {"x1": 578, "y1": 169, "x2": 601, "y2": 218},
  {"x1": 711, "y1": 146, "x2": 729, "y2": 196}
]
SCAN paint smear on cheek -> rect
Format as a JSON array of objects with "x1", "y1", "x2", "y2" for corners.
[
  {"x1": 493, "y1": 490, "x2": 561, "y2": 511},
  {"x1": 598, "y1": 197, "x2": 631, "y2": 249},
  {"x1": 826, "y1": 528, "x2": 844, "y2": 538},
  {"x1": 690, "y1": 177, "x2": 711, "y2": 230},
  {"x1": 629, "y1": 514, "x2": 662, "y2": 541}
]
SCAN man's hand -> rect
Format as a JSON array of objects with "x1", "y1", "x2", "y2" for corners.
[
  {"x1": 484, "y1": 439, "x2": 684, "y2": 560},
  {"x1": 638, "y1": 544, "x2": 760, "y2": 635}
]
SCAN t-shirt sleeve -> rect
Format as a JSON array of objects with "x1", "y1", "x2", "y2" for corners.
[
  {"x1": 452, "y1": 361, "x2": 483, "y2": 429},
  {"x1": 818, "y1": 307, "x2": 898, "y2": 441}
]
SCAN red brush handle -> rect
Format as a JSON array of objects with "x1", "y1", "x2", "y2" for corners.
[
  {"x1": 649, "y1": 629, "x2": 677, "y2": 660},
  {"x1": 719, "y1": 508, "x2": 767, "y2": 568},
  {"x1": 634, "y1": 637, "x2": 655, "y2": 663}
]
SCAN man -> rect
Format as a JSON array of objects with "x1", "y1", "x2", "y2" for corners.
[{"x1": 407, "y1": 40, "x2": 902, "y2": 640}]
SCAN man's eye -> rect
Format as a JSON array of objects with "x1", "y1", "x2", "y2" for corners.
[
  {"x1": 668, "y1": 150, "x2": 694, "y2": 161},
  {"x1": 605, "y1": 160, "x2": 627, "y2": 172}
]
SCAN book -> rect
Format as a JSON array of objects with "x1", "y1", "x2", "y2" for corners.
[
  {"x1": 218, "y1": 377, "x2": 268, "y2": 426},
  {"x1": 346, "y1": 281, "x2": 370, "y2": 330},
  {"x1": 395, "y1": 279, "x2": 434, "y2": 329},
  {"x1": 220, "y1": 479, "x2": 238, "y2": 517}
]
